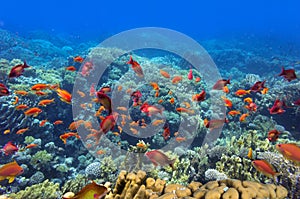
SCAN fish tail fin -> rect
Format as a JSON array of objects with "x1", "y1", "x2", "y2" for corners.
[
  {"x1": 278, "y1": 67, "x2": 285, "y2": 76},
  {"x1": 127, "y1": 56, "x2": 133, "y2": 64},
  {"x1": 169, "y1": 159, "x2": 176, "y2": 170}
]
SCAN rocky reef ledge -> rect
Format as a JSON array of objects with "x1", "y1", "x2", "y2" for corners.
[{"x1": 106, "y1": 170, "x2": 288, "y2": 199}]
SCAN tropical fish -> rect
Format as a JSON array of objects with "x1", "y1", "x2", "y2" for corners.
[
  {"x1": 261, "y1": 87, "x2": 269, "y2": 94},
  {"x1": 81, "y1": 61, "x2": 94, "y2": 77},
  {"x1": 60, "y1": 132, "x2": 81, "y2": 144},
  {"x1": 66, "y1": 66, "x2": 76, "y2": 71},
  {"x1": 293, "y1": 98, "x2": 300, "y2": 106},
  {"x1": 31, "y1": 83, "x2": 49, "y2": 91},
  {"x1": 73, "y1": 56, "x2": 84, "y2": 63},
  {"x1": 140, "y1": 102, "x2": 162, "y2": 116},
  {"x1": 0, "y1": 83, "x2": 9, "y2": 97},
  {"x1": 68, "y1": 120, "x2": 84, "y2": 131},
  {"x1": 53, "y1": 120, "x2": 63, "y2": 125},
  {"x1": 0, "y1": 161, "x2": 24, "y2": 183},
  {"x1": 150, "y1": 82, "x2": 160, "y2": 90},
  {"x1": 25, "y1": 143, "x2": 38, "y2": 149},
  {"x1": 235, "y1": 89, "x2": 250, "y2": 97},
  {"x1": 172, "y1": 76, "x2": 182, "y2": 84},
  {"x1": 24, "y1": 107, "x2": 42, "y2": 117},
  {"x1": 15, "y1": 104, "x2": 29, "y2": 110},
  {"x1": 195, "y1": 77, "x2": 201, "y2": 83},
  {"x1": 131, "y1": 90, "x2": 142, "y2": 106},
  {"x1": 169, "y1": 98, "x2": 175, "y2": 104},
  {"x1": 151, "y1": 119, "x2": 164, "y2": 126},
  {"x1": 8, "y1": 61, "x2": 30, "y2": 78},
  {"x1": 175, "y1": 137, "x2": 186, "y2": 143},
  {"x1": 2, "y1": 141, "x2": 18, "y2": 155},
  {"x1": 247, "y1": 148, "x2": 253, "y2": 159},
  {"x1": 145, "y1": 150, "x2": 176, "y2": 170},
  {"x1": 77, "y1": 90, "x2": 86, "y2": 98},
  {"x1": 278, "y1": 67, "x2": 297, "y2": 82},
  {"x1": 212, "y1": 79, "x2": 230, "y2": 90},
  {"x1": 96, "y1": 91, "x2": 112, "y2": 114},
  {"x1": 16, "y1": 127, "x2": 29, "y2": 135},
  {"x1": 252, "y1": 160, "x2": 279, "y2": 179},
  {"x1": 250, "y1": 80, "x2": 266, "y2": 92},
  {"x1": 3, "y1": 129, "x2": 10, "y2": 135},
  {"x1": 38, "y1": 98, "x2": 55, "y2": 106},
  {"x1": 243, "y1": 97, "x2": 253, "y2": 104},
  {"x1": 71, "y1": 181, "x2": 108, "y2": 199},
  {"x1": 188, "y1": 68, "x2": 193, "y2": 80},
  {"x1": 204, "y1": 118, "x2": 228, "y2": 129},
  {"x1": 35, "y1": 91, "x2": 48, "y2": 96},
  {"x1": 176, "y1": 107, "x2": 194, "y2": 114},
  {"x1": 276, "y1": 143, "x2": 300, "y2": 165},
  {"x1": 39, "y1": 119, "x2": 48, "y2": 127},
  {"x1": 14, "y1": 90, "x2": 28, "y2": 96},
  {"x1": 222, "y1": 86, "x2": 229, "y2": 93},
  {"x1": 56, "y1": 88, "x2": 72, "y2": 104},
  {"x1": 192, "y1": 90, "x2": 206, "y2": 102},
  {"x1": 90, "y1": 83, "x2": 96, "y2": 96},
  {"x1": 162, "y1": 123, "x2": 170, "y2": 140},
  {"x1": 269, "y1": 99, "x2": 286, "y2": 114},
  {"x1": 160, "y1": 69, "x2": 170, "y2": 78},
  {"x1": 244, "y1": 102, "x2": 257, "y2": 112},
  {"x1": 239, "y1": 113, "x2": 249, "y2": 122},
  {"x1": 228, "y1": 110, "x2": 241, "y2": 116},
  {"x1": 127, "y1": 56, "x2": 144, "y2": 78},
  {"x1": 267, "y1": 129, "x2": 280, "y2": 142},
  {"x1": 12, "y1": 96, "x2": 18, "y2": 105},
  {"x1": 221, "y1": 96, "x2": 232, "y2": 109}
]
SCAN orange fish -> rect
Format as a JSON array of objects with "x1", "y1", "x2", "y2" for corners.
[
  {"x1": 213, "y1": 79, "x2": 230, "y2": 90},
  {"x1": 127, "y1": 56, "x2": 144, "y2": 77},
  {"x1": 2, "y1": 141, "x2": 18, "y2": 155},
  {"x1": 182, "y1": 101, "x2": 191, "y2": 108},
  {"x1": 39, "y1": 119, "x2": 48, "y2": 127},
  {"x1": 31, "y1": 83, "x2": 49, "y2": 91},
  {"x1": 247, "y1": 148, "x2": 253, "y2": 159},
  {"x1": 252, "y1": 160, "x2": 279, "y2": 179},
  {"x1": 243, "y1": 97, "x2": 253, "y2": 104},
  {"x1": 24, "y1": 107, "x2": 42, "y2": 117},
  {"x1": 162, "y1": 124, "x2": 170, "y2": 140},
  {"x1": 72, "y1": 181, "x2": 108, "y2": 199},
  {"x1": 130, "y1": 127, "x2": 139, "y2": 135},
  {"x1": 117, "y1": 106, "x2": 127, "y2": 111},
  {"x1": 204, "y1": 118, "x2": 229, "y2": 129},
  {"x1": 35, "y1": 91, "x2": 48, "y2": 96},
  {"x1": 152, "y1": 119, "x2": 164, "y2": 126},
  {"x1": 53, "y1": 120, "x2": 63, "y2": 125},
  {"x1": 60, "y1": 132, "x2": 81, "y2": 144},
  {"x1": 3, "y1": 129, "x2": 10, "y2": 135},
  {"x1": 96, "y1": 91, "x2": 112, "y2": 114},
  {"x1": 192, "y1": 90, "x2": 206, "y2": 102},
  {"x1": 49, "y1": 83, "x2": 59, "y2": 90},
  {"x1": 16, "y1": 127, "x2": 29, "y2": 135},
  {"x1": 235, "y1": 89, "x2": 251, "y2": 97},
  {"x1": 155, "y1": 90, "x2": 159, "y2": 98},
  {"x1": 38, "y1": 98, "x2": 55, "y2": 106},
  {"x1": 14, "y1": 90, "x2": 28, "y2": 96},
  {"x1": 84, "y1": 121, "x2": 92, "y2": 129},
  {"x1": 140, "y1": 102, "x2": 163, "y2": 116},
  {"x1": 160, "y1": 69, "x2": 170, "y2": 78},
  {"x1": 117, "y1": 85, "x2": 123, "y2": 91},
  {"x1": 176, "y1": 107, "x2": 194, "y2": 114},
  {"x1": 96, "y1": 150, "x2": 106, "y2": 155},
  {"x1": 68, "y1": 120, "x2": 84, "y2": 131},
  {"x1": 223, "y1": 86, "x2": 230, "y2": 93},
  {"x1": 267, "y1": 129, "x2": 280, "y2": 142},
  {"x1": 195, "y1": 77, "x2": 201, "y2": 83},
  {"x1": 150, "y1": 82, "x2": 160, "y2": 90},
  {"x1": 0, "y1": 161, "x2": 24, "y2": 183},
  {"x1": 73, "y1": 56, "x2": 84, "y2": 63},
  {"x1": 145, "y1": 150, "x2": 176, "y2": 170},
  {"x1": 276, "y1": 143, "x2": 300, "y2": 165},
  {"x1": 221, "y1": 96, "x2": 232, "y2": 109},
  {"x1": 25, "y1": 143, "x2": 38, "y2": 149},
  {"x1": 239, "y1": 113, "x2": 249, "y2": 122},
  {"x1": 56, "y1": 88, "x2": 72, "y2": 104},
  {"x1": 244, "y1": 102, "x2": 257, "y2": 112},
  {"x1": 261, "y1": 87, "x2": 269, "y2": 94},
  {"x1": 228, "y1": 110, "x2": 241, "y2": 116},
  {"x1": 172, "y1": 76, "x2": 182, "y2": 84},
  {"x1": 157, "y1": 99, "x2": 163, "y2": 104},
  {"x1": 15, "y1": 104, "x2": 29, "y2": 110},
  {"x1": 77, "y1": 90, "x2": 86, "y2": 98},
  {"x1": 66, "y1": 66, "x2": 76, "y2": 71},
  {"x1": 175, "y1": 137, "x2": 186, "y2": 143},
  {"x1": 12, "y1": 96, "x2": 18, "y2": 105},
  {"x1": 168, "y1": 90, "x2": 173, "y2": 95},
  {"x1": 169, "y1": 98, "x2": 175, "y2": 104}
]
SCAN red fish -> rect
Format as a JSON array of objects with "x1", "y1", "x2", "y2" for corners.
[
  {"x1": 96, "y1": 91, "x2": 112, "y2": 114},
  {"x1": 252, "y1": 160, "x2": 279, "y2": 179},
  {"x1": 204, "y1": 118, "x2": 229, "y2": 129},
  {"x1": 294, "y1": 98, "x2": 300, "y2": 106},
  {"x1": 188, "y1": 67, "x2": 193, "y2": 80},
  {"x1": 56, "y1": 88, "x2": 72, "y2": 104},
  {"x1": 66, "y1": 66, "x2": 76, "y2": 71},
  {"x1": 31, "y1": 83, "x2": 49, "y2": 91},
  {"x1": 160, "y1": 69, "x2": 170, "y2": 78},
  {"x1": 140, "y1": 102, "x2": 162, "y2": 116},
  {"x1": 145, "y1": 150, "x2": 176, "y2": 169},
  {"x1": 192, "y1": 90, "x2": 206, "y2": 102},
  {"x1": 0, "y1": 83, "x2": 9, "y2": 97},
  {"x1": 162, "y1": 123, "x2": 170, "y2": 140},
  {"x1": 2, "y1": 141, "x2": 18, "y2": 155},
  {"x1": 244, "y1": 102, "x2": 257, "y2": 112},
  {"x1": 127, "y1": 56, "x2": 144, "y2": 78},
  {"x1": 278, "y1": 67, "x2": 297, "y2": 82},
  {"x1": 131, "y1": 90, "x2": 142, "y2": 106},
  {"x1": 8, "y1": 61, "x2": 30, "y2": 78},
  {"x1": 221, "y1": 96, "x2": 232, "y2": 109},
  {"x1": 24, "y1": 107, "x2": 42, "y2": 117},
  {"x1": 90, "y1": 83, "x2": 96, "y2": 96},
  {"x1": 0, "y1": 161, "x2": 24, "y2": 183},
  {"x1": 72, "y1": 181, "x2": 108, "y2": 199},
  {"x1": 276, "y1": 143, "x2": 300, "y2": 165},
  {"x1": 251, "y1": 80, "x2": 266, "y2": 92},
  {"x1": 212, "y1": 79, "x2": 230, "y2": 90},
  {"x1": 267, "y1": 129, "x2": 280, "y2": 142},
  {"x1": 81, "y1": 61, "x2": 94, "y2": 77},
  {"x1": 269, "y1": 99, "x2": 286, "y2": 114},
  {"x1": 73, "y1": 56, "x2": 84, "y2": 63}
]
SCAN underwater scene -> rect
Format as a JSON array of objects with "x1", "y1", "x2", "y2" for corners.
[{"x1": 0, "y1": 1, "x2": 300, "y2": 199}]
